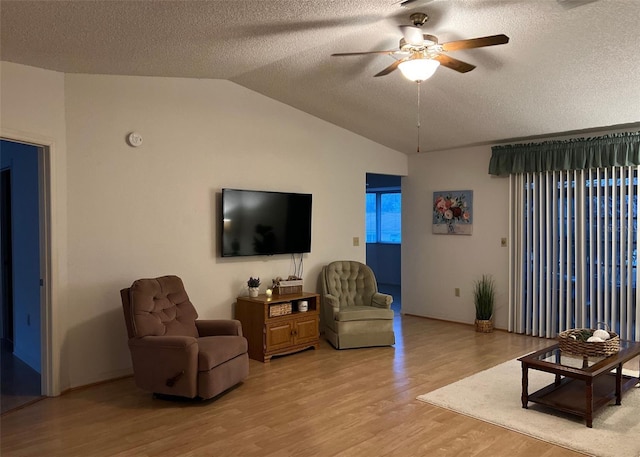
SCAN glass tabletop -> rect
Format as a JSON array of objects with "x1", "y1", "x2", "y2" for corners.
[{"x1": 528, "y1": 340, "x2": 638, "y2": 370}]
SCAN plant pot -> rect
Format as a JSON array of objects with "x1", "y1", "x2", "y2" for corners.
[
  {"x1": 475, "y1": 319, "x2": 493, "y2": 333},
  {"x1": 248, "y1": 287, "x2": 259, "y2": 298}
]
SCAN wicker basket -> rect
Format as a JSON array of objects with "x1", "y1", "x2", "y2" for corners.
[
  {"x1": 475, "y1": 319, "x2": 494, "y2": 333},
  {"x1": 269, "y1": 302, "x2": 292, "y2": 317},
  {"x1": 558, "y1": 326, "x2": 620, "y2": 357},
  {"x1": 273, "y1": 280, "x2": 303, "y2": 296}
]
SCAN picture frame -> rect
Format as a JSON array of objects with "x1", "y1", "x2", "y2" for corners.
[{"x1": 432, "y1": 190, "x2": 473, "y2": 235}]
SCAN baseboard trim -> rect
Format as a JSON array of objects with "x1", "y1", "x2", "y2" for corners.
[
  {"x1": 401, "y1": 313, "x2": 509, "y2": 332},
  {"x1": 60, "y1": 372, "x2": 133, "y2": 396}
]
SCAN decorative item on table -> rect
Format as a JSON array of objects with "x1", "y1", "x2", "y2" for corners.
[
  {"x1": 558, "y1": 323, "x2": 620, "y2": 357},
  {"x1": 473, "y1": 274, "x2": 495, "y2": 333},
  {"x1": 432, "y1": 190, "x2": 473, "y2": 235},
  {"x1": 272, "y1": 275, "x2": 303, "y2": 295},
  {"x1": 269, "y1": 302, "x2": 292, "y2": 317},
  {"x1": 265, "y1": 288, "x2": 273, "y2": 298},
  {"x1": 247, "y1": 277, "x2": 261, "y2": 298}
]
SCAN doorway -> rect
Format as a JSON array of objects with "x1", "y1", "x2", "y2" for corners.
[
  {"x1": 1, "y1": 169, "x2": 14, "y2": 348},
  {"x1": 0, "y1": 139, "x2": 43, "y2": 413},
  {"x1": 365, "y1": 173, "x2": 402, "y2": 314}
]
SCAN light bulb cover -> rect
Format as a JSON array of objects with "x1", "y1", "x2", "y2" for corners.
[{"x1": 398, "y1": 58, "x2": 440, "y2": 82}]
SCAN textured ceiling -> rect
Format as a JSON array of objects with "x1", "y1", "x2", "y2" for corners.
[{"x1": 2, "y1": 0, "x2": 639, "y2": 154}]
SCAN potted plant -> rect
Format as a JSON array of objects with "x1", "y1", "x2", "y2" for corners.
[
  {"x1": 473, "y1": 275, "x2": 495, "y2": 333},
  {"x1": 247, "y1": 277, "x2": 261, "y2": 298}
]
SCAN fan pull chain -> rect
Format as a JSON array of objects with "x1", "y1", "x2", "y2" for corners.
[{"x1": 416, "y1": 81, "x2": 421, "y2": 153}]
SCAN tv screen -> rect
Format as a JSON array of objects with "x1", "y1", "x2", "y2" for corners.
[{"x1": 221, "y1": 189, "x2": 312, "y2": 257}]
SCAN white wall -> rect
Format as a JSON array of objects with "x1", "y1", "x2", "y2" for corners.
[
  {"x1": 402, "y1": 146, "x2": 510, "y2": 329},
  {"x1": 59, "y1": 73, "x2": 406, "y2": 388},
  {"x1": 1, "y1": 62, "x2": 408, "y2": 391},
  {"x1": 401, "y1": 127, "x2": 640, "y2": 328},
  {"x1": 5, "y1": 60, "x2": 632, "y2": 391}
]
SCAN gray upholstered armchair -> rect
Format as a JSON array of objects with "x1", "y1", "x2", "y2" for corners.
[
  {"x1": 321, "y1": 261, "x2": 395, "y2": 349},
  {"x1": 120, "y1": 275, "x2": 249, "y2": 399}
]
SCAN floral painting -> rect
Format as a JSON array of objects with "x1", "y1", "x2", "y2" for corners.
[{"x1": 433, "y1": 190, "x2": 473, "y2": 235}]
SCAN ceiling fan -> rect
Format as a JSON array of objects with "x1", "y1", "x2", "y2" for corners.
[{"x1": 331, "y1": 12, "x2": 509, "y2": 82}]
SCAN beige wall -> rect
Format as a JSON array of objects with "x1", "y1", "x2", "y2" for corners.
[
  {"x1": 402, "y1": 127, "x2": 638, "y2": 330},
  {"x1": 402, "y1": 146, "x2": 510, "y2": 329},
  {"x1": 6, "y1": 60, "x2": 633, "y2": 393},
  {"x1": 1, "y1": 62, "x2": 408, "y2": 391}
]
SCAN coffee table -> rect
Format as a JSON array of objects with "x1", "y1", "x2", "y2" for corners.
[{"x1": 518, "y1": 340, "x2": 640, "y2": 427}]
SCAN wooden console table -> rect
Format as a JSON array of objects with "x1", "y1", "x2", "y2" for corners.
[{"x1": 235, "y1": 292, "x2": 320, "y2": 362}]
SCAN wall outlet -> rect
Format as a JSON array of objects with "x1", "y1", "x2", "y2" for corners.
[
  {"x1": 353, "y1": 237, "x2": 360, "y2": 247},
  {"x1": 455, "y1": 287, "x2": 460, "y2": 297}
]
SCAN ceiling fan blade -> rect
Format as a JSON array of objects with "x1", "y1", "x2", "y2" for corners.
[
  {"x1": 397, "y1": 0, "x2": 436, "y2": 8},
  {"x1": 374, "y1": 59, "x2": 404, "y2": 77},
  {"x1": 399, "y1": 25, "x2": 424, "y2": 46},
  {"x1": 441, "y1": 34, "x2": 509, "y2": 52},
  {"x1": 331, "y1": 50, "x2": 397, "y2": 56},
  {"x1": 557, "y1": 0, "x2": 598, "y2": 10},
  {"x1": 432, "y1": 54, "x2": 476, "y2": 73}
]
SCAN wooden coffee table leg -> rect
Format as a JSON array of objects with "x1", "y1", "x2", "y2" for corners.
[
  {"x1": 616, "y1": 363, "x2": 622, "y2": 405},
  {"x1": 521, "y1": 363, "x2": 529, "y2": 409},
  {"x1": 586, "y1": 379, "x2": 593, "y2": 428}
]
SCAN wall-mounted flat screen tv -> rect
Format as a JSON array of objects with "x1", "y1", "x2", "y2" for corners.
[{"x1": 221, "y1": 188, "x2": 312, "y2": 257}]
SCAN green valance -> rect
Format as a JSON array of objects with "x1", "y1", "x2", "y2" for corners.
[{"x1": 489, "y1": 131, "x2": 640, "y2": 176}]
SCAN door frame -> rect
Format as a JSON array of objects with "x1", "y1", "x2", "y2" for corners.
[{"x1": 1, "y1": 132, "x2": 54, "y2": 396}]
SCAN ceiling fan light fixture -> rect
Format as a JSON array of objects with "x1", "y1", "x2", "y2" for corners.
[{"x1": 398, "y1": 58, "x2": 440, "y2": 82}]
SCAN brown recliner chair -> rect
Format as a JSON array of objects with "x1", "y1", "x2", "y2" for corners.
[{"x1": 120, "y1": 275, "x2": 249, "y2": 399}]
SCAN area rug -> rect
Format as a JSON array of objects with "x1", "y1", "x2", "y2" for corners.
[{"x1": 416, "y1": 359, "x2": 640, "y2": 457}]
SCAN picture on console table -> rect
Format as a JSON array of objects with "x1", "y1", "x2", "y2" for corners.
[{"x1": 432, "y1": 190, "x2": 473, "y2": 235}]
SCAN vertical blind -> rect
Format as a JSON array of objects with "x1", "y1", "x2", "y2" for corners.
[{"x1": 509, "y1": 167, "x2": 640, "y2": 340}]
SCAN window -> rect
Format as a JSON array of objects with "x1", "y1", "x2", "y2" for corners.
[
  {"x1": 366, "y1": 191, "x2": 401, "y2": 244},
  {"x1": 366, "y1": 193, "x2": 377, "y2": 242},
  {"x1": 510, "y1": 167, "x2": 639, "y2": 341}
]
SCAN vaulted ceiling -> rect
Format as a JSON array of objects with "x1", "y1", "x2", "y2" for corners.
[{"x1": 2, "y1": 0, "x2": 639, "y2": 154}]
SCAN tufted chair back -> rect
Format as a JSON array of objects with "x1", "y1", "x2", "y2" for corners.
[
  {"x1": 322, "y1": 261, "x2": 378, "y2": 308},
  {"x1": 122, "y1": 275, "x2": 199, "y2": 339}
]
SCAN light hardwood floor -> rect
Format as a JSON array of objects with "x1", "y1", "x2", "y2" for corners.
[{"x1": 0, "y1": 316, "x2": 586, "y2": 457}]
